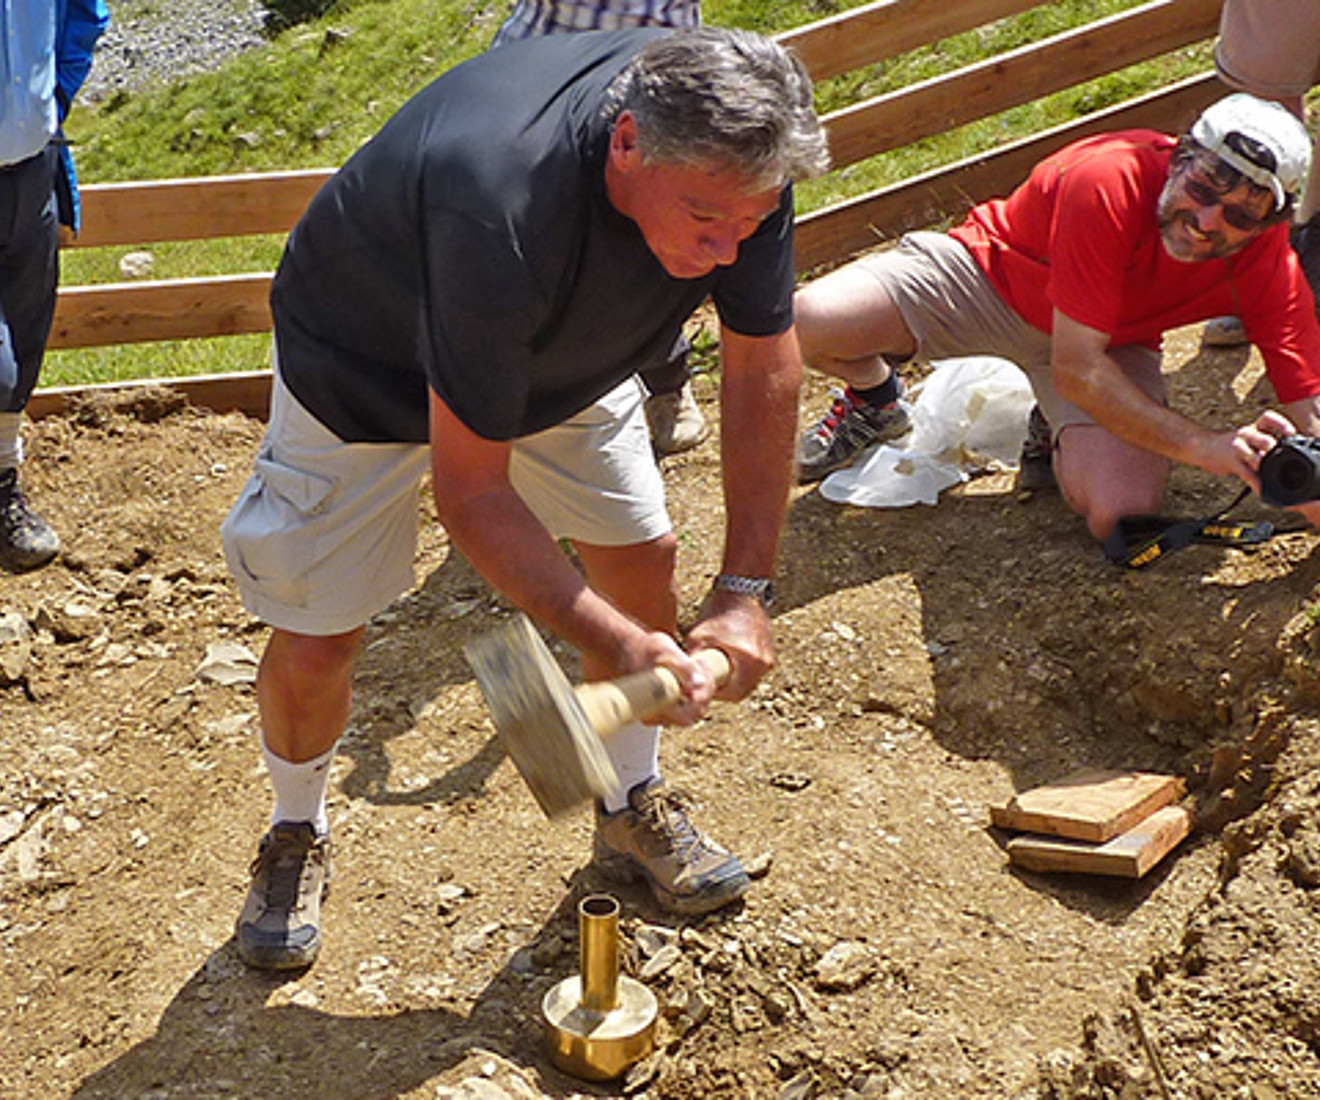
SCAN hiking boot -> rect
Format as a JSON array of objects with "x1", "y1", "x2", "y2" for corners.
[
  {"x1": 646, "y1": 383, "x2": 709, "y2": 456},
  {"x1": 797, "y1": 384, "x2": 911, "y2": 483},
  {"x1": 236, "y1": 822, "x2": 331, "y2": 970},
  {"x1": 593, "y1": 779, "x2": 749, "y2": 916},
  {"x1": 1015, "y1": 405, "x2": 1056, "y2": 493},
  {"x1": 1202, "y1": 315, "x2": 1248, "y2": 347},
  {"x1": 0, "y1": 468, "x2": 59, "y2": 573}
]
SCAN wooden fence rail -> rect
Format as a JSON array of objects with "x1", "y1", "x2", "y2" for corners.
[
  {"x1": 817, "y1": 0, "x2": 1219, "y2": 172},
  {"x1": 37, "y1": 0, "x2": 1225, "y2": 416},
  {"x1": 51, "y1": 171, "x2": 332, "y2": 350}
]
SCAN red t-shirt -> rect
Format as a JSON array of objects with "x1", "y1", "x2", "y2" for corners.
[{"x1": 948, "y1": 130, "x2": 1320, "y2": 403}]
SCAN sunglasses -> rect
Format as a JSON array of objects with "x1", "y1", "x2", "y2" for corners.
[{"x1": 1178, "y1": 162, "x2": 1274, "y2": 233}]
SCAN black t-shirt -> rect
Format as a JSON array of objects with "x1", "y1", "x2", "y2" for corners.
[{"x1": 271, "y1": 28, "x2": 797, "y2": 443}]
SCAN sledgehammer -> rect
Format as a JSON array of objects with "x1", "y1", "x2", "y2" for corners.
[{"x1": 464, "y1": 614, "x2": 730, "y2": 819}]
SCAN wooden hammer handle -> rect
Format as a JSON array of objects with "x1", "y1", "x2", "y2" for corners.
[{"x1": 573, "y1": 648, "x2": 732, "y2": 733}]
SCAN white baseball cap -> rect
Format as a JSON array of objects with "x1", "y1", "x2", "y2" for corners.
[{"x1": 1190, "y1": 93, "x2": 1312, "y2": 211}]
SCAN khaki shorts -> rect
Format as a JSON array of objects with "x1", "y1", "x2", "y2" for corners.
[
  {"x1": 222, "y1": 371, "x2": 670, "y2": 636},
  {"x1": 1216, "y1": 0, "x2": 1320, "y2": 99},
  {"x1": 855, "y1": 232, "x2": 1164, "y2": 438}
]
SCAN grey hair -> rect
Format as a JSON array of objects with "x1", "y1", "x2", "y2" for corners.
[{"x1": 603, "y1": 27, "x2": 830, "y2": 189}]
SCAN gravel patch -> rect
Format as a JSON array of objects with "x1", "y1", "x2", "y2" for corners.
[{"x1": 81, "y1": 0, "x2": 269, "y2": 103}]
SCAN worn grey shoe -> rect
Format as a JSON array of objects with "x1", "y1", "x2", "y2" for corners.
[
  {"x1": 645, "y1": 383, "x2": 709, "y2": 455},
  {"x1": 1014, "y1": 405, "x2": 1057, "y2": 493},
  {"x1": 0, "y1": 468, "x2": 59, "y2": 573},
  {"x1": 594, "y1": 779, "x2": 749, "y2": 916},
  {"x1": 797, "y1": 385, "x2": 911, "y2": 483},
  {"x1": 1202, "y1": 315, "x2": 1248, "y2": 347},
  {"x1": 236, "y1": 822, "x2": 331, "y2": 970}
]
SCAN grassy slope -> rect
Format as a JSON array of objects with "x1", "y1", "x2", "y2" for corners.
[{"x1": 49, "y1": 0, "x2": 1211, "y2": 387}]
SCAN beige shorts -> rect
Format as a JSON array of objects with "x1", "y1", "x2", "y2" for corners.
[
  {"x1": 855, "y1": 232, "x2": 1164, "y2": 437},
  {"x1": 222, "y1": 371, "x2": 670, "y2": 635},
  {"x1": 1216, "y1": 0, "x2": 1320, "y2": 99}
]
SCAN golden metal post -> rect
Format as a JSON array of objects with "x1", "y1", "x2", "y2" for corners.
[{"x1": 542, "y1": 894, "x2": 657, "y2": 1080}]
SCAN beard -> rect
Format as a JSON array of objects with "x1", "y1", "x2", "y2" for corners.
[
  {"x1": 1157, "y1": 210, "x2": 1232, "y2": 261},
  {"x1": 1156, "y1": 177, "x2": 1249, "y2": 263}
]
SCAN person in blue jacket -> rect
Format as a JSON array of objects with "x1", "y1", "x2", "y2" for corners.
[{"x1": 0, "y1": 0, "x2": 109, "y2": 572}]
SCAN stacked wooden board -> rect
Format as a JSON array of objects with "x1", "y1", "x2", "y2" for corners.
[{"x1": 990, "y1": 769, "x2": 1193, "y2": 878}]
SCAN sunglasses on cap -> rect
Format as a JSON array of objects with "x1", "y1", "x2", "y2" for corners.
[{"x1": 1177, "y1": 152, "x2": 1277, "y2": 233}]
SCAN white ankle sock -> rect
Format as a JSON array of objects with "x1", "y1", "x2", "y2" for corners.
[
  {"x1": 262, "y1": 735, "x2": 335, "y2": 835},
  {"x1": 0, "y1": 413, "x2": 23, "y2": 470},
  {"x1": 600, "y1": 722, "x2": 660, "y2": 814}
]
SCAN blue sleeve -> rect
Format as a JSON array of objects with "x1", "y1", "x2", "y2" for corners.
[{"x1": 55, "y1": 0, "x2": 111, "y2": 120}]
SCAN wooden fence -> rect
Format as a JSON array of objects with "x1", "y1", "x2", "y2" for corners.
[{"x1": 35, "y1": 0, "x2": 1225, "y2": 418}]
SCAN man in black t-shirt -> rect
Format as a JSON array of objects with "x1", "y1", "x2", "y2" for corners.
[{"x1": 221, "y1": 26, "x2": 829, "y2": 971}]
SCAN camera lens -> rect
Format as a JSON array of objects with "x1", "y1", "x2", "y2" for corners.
[
  {"x1": 1259, "y1": 436, "x2": 1320, "y2": 507},
  {"x1": 1274, "y1": 454, "x2": 1312, "y2": 496}
]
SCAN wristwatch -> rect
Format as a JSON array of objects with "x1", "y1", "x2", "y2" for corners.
[{"x1": 712, "y1": 573, "x2": 775, "y2": 609}]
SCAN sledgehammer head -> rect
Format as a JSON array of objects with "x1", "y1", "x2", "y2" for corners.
[{"x1": 464, "y1": 614, "x2": 618, "y2": 819}]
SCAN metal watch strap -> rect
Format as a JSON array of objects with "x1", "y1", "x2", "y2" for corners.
[{"x1": 712, "y1": 573, "x2": 775, "y2": 608}]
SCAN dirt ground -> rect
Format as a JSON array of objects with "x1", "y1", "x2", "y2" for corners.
[{"x1": 2, "y1": 326, "x2": 1320, "y2": 1099}]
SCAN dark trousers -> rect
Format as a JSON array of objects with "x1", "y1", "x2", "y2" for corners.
[
  {"x1": 639, "y1": 333, "x2": 691, "y2": 397},
  {"x1": 0, "y1": 144, "x2": 60, "y2": 414}
]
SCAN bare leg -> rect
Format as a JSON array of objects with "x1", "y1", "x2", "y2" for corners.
[
  {"x1": 793, "y1": 262, "x2": 919, "y2": 387},
  {"x1": 1053, "y1": 424, "x2": 1170, "y2": 541},
  {"x1": 573, "y1": 532, "x2": 748, "y2": 915},
  {"x1": 793, "y1": 264, "x2": 921, "y2": 480},
  {"x1": 571, "y1": 534, "x2": 678, "y2": 675},
  {"x1": 238, "y1": 625, "x2": 363, "y2": 970},
  {"x1": 571, "y1": 534, "x2": 677, "y2": 801},
  {"x1": 1300, "y1": 130, "x2": 1320, "y2": 224},
  {"x1": 257, "y1": 626, "x2": 365, "y2": 762}
]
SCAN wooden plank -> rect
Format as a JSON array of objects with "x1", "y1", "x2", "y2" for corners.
[
  {"x1": 990, "y1": 769, "x2": 1185, "y2": 843},
  {"x1": 795, "y1": 73, "x2": 1222, "y2": 272},
  {"x1": 27, "y1": 370, "x2": 273, "y2": 422},
  {"x1": 1006, "y1": 805, "x2": 1194, "y2": 878},
  {"x1": 68, "y1": 169, "x2": 334, "y2": 250},
  {"x1": 48, "y1": 273, "x2": 273, "y2": 349},
  {"x1": 822, "y1": 0, "x2": 1220, "y2": 170},
  {"x1": 777, "y1": 0, "x2": 1043, "y2": 83}
]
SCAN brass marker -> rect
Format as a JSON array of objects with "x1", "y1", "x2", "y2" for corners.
[{"x1": 542, "y1": 894, "x2": 657, "y2": 1080}]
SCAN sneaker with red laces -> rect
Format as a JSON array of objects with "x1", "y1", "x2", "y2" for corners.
[
  {"x1": 593, "y1": 779, "x2": 749, "y2": 916},
  {"x1": 797, "y1": 384, "x2": 911, "y2": 483},
  {"x1": 236, "y1": 822, "x2": 331, "y2": 970}
]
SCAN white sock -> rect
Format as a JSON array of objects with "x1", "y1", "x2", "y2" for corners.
[
  {"x1": 262, "y1": 735, "x2": 335, "y2": 835},
  {"x1": 0, "y1": 413, "x2": 23, "y2": 470},
  {"x1": 600, "y1": 722, "x2": 661, "y2": 814}
]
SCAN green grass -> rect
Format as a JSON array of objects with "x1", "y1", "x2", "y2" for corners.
[
  {"x1": 47, "y1": 0, "x2": 1214, "y2": 387},
  {"x1": 49, "y1": 334, "x2": 275, "y2": 387}
]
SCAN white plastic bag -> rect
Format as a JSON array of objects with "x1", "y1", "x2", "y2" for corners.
[{"x1": 819, "y1": 356, "x2": 1035, "y2": 508}]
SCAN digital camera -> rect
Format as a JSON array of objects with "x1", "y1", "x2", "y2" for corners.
[{"x1": 1258, "y1": 435, "x2": 1320, "y2": 507}]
